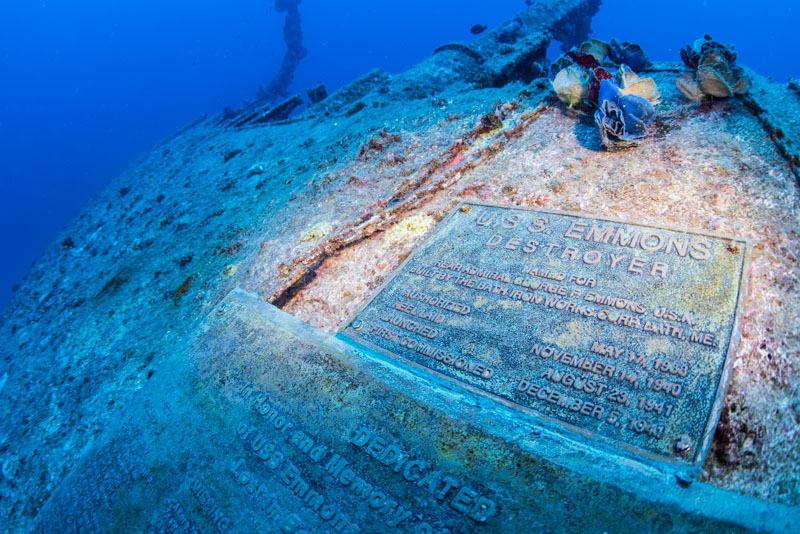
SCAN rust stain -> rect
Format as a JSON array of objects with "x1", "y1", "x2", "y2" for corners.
[
  {"x1": 174, "y1": 275, "x2": 196, "y2": 306},
  {"x1": 268, "y1": 95, "x2": 555, "y2": 306}
]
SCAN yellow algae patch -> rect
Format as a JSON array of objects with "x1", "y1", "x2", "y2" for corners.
[
  {"x1": 487, "y1": 299, "x2": 523, "y2": 312},
  {"x1": 300, "y1": 221, "x2": 334, "y2": 242},
  {"x1": 543, "y1": 320, "x2": 594, "y2": 350},
  {"x1": 446, "y1": 315, "x2": 473, "y2": 329},
  {"x1": 222, "y1": 264, "x2": 238, "y2": 277},
  {"x1": 645, "y1": 337, "x2": 675, "y2": 356},
  {"x1": 473, "y1": 295, "x2": 490, "y2": 309},
  {"x1": 461, "y1": 342, "x2": 502, "y2": 365},
  {"x1": 381, "y1": 213, "x2": 435, "y2": 248}
]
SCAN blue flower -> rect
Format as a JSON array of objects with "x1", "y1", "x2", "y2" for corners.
[{"x1": 594, "y1": 80, "x2": 655, "y2": 149}]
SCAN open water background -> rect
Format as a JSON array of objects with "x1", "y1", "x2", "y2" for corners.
[{"x1": 0, "y1": 0, "x2": 796, "y2": 312}]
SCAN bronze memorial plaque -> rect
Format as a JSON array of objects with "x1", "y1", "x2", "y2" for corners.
[{"x1": 340, "y1": 201, "x2": 751, "y2": 468}]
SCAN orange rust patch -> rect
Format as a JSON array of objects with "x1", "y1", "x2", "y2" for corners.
[{"x1": 174, "y1": 275, "x2": 196, "y2": 306}]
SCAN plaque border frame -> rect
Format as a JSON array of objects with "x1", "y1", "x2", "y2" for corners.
[{"x1": 338, "y1": 200, "x2": 752, "y2": 474}]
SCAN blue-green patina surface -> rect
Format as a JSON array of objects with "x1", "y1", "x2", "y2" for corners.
[{"x1": 341, "y1": 201, "x2": 750, "y2": 470}]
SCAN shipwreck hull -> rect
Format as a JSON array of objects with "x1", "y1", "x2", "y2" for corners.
[{"x1": 1, "y1": 0, "x2": 799, "y2": 530}]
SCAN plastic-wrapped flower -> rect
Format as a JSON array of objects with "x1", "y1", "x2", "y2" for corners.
[
  {"x1": 608, "y1": 39, "x2": 652, "y2": 72},
  {"x1": 594, "y1": 80, "x2": 655, "y2": 150},
  {"x1": 587, "y1": 67, "x2": 613, "y2": 106},
  {"x1": 676, "y1": 36, "x2": 750, "y2": 100},
  {"x1": 618, "y1": 64, "x2": 661, "y2": 105},
  {"x1": 553, "y1": 65, "x2": 590, "y2": 108},
  {"x1": 580, "y1": 38, "x2": 610, "y2": 64},
  {"x1": 551, "y1": 39, "x2": 660, "y2": 127}
]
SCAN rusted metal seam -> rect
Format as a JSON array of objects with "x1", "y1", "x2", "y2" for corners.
[{"x1": 269, "y1": 97, "x2": 556, "y2": 307}]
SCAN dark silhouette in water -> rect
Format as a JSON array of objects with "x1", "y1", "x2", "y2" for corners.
[
  {"x1": 258, "y1": 0, "x2": 307, "y2": 104},
  {"x1": 471, "y1": 24, "x2": 488, "y2": 35}
]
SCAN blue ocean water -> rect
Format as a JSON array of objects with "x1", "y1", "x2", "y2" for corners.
[{"x1": 0, "y1": 0, "x2": 796, "y2": 313}]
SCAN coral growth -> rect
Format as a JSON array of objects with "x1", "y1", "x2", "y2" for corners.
[{"x1": 676, "y1": 36, "x2": 751, "y2": 101}]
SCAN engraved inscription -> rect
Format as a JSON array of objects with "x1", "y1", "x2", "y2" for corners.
[
  {"x1": 189, "y1": 479, "x2": 233, "y2": 533},
  {"x1": 341, "y1": 202, "x2": 749, "y2": 465},
  {"x1": 154, "y1": 499, "x2": 200, "y2": 534},
  {"x1": 37, "y1": 288, "x2": 754, "y2": 531},
  {"x1": 235, "y1": 383, "x2": 499, "y2": 532},
  {"x1": 347, "y1": 425, "x2": 497, "y2": 523}
]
